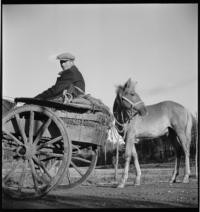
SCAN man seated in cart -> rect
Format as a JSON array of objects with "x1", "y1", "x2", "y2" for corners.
[
  {"x1": 34, "y1": 52, "x2": 112, "y2": 117},
  {"x1": 35, "y1": 52, "x2": 85, "y2": 101}
]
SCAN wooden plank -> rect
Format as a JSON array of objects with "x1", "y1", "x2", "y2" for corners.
[
  {"x1": 54, "y1": 110, "x2": 107, "y2": 122},
  {"x1": 64, "y1": 123, "x2": 108, "y2": 146}
]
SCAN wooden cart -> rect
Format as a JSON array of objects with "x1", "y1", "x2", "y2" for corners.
[{"x1": 2, "y1": 97, "x2": 112, "y2": 199}]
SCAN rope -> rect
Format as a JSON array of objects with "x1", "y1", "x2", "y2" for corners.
[
  {"x1": 113, "y1": 111, "x2": 127, "y2": 140},
  {"x1": 63, "y1": 90, "x2": 73, "y2": 103},
  {"x1": 114, "y1": 115, "x2": 124, "y2": 126}
]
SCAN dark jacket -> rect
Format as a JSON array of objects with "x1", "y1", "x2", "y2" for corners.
[{"x1": 35, "y1": 65, "x2": 85, "y2": 100}]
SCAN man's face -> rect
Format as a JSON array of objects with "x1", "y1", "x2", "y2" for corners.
[{"x1": 60, "y1": 60, "x2": 72, "y2": 70}]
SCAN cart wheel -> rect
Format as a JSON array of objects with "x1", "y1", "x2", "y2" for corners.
[
  {"x1": 58, "y1": 143, "x2": 98, "y2": 189},
  {"x1": 2, "y1": 105, "x2": 72, "y2": 199}
]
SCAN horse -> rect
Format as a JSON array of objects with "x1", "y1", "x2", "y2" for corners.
[{"x1": 113, "y1": 78, "x2": 197, "y2": 188}]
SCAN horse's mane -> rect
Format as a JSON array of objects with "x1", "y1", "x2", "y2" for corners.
[
  {"x1": 115, "y1": 85, "x2": 124, "y2": 96},
  {"x1": 116, "y1": 78, "x2": 137, "y2": 96}
]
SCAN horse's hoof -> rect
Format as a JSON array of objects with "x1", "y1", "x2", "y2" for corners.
[
  {"x1": 117, "y1": 184, "x2": 125, "y2": 188},
  {"x1": 134, "y1": 180, "x2": 141, "y2": 186},
  {"x1": 182, "y1": 175, "x2": 189, "y2": 183},
  {"x1": 182, "y1": 179, "x2": 189, "y2": 184},
  {"x1": 134, "y1": 183, "x2": 140, "y2": 186},
  {"x1": 169, "y1": 179, "x2": 175, "y2": 184}
]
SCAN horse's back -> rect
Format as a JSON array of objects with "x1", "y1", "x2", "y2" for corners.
[
  {"x1": 133, "y1": 100, "x2": 189, "y2": 138},
  {"x1": 146, "y1": 100, "x2": 186, "y2": 115},
  {"x1": 145, "y1": 100, "x2": 189, "y2": 128}
]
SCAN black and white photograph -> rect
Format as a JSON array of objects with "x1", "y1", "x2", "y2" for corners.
[{"x1": 2, "y1": 3, "x2": 198, "y2": 209}]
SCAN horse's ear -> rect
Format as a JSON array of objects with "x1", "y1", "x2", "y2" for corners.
[
  {"x1": 124, "y1": 78, "x2": 131, "y2": 89},
  {"x1": 127, "y1": 78, "x2": 132, "y2": 87},
  {"x1": 118, "y1": 88, "x2": 123, "y2": 98},
  {"x1": 115, "y1": 86, "x2": 123, "y2": 102},
  {"x1": 128, "y1": 78, "x2": 132, "y2": 82},
  {"x1": 126, "y1": 78, "x2": 138, "y2": 89}
]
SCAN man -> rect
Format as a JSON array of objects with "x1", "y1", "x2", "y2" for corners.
[{"x1": 35, "y1": 52, "x2": 85, "y2": 100}]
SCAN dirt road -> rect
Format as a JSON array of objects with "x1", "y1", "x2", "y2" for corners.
[{"x1": 2, "y1": 165, "x2": 199, "y2": 209}]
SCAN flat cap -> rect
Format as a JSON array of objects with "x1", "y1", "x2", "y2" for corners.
[{"x1": 56, "y1": 52, "x2": 75, "y2": 61}]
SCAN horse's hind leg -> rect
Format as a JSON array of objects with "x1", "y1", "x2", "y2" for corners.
[
  {"x1": 169, "y1": 137, "x2": 182, "y2": 183},
  {"x1": 170, "y1": 146, "x2": 182, "y2": 184},
  {"x1": 132, "y1": 143, "x2": 141, "y2": 185},
  {"x1": 117, "y1": 140, "x2": 132, "y2": 188},
  {"x1": 176, "y1": 131, "x2": 191, "y2": 183}
]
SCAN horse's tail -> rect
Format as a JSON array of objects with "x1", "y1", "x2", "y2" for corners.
[{"x1": 187, "y1": 112, "x2": 198, "y2": 178}]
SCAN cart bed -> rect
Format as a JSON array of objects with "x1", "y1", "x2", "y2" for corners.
[{"x1": 15, "y1": 97, "x2": 112, "y2": 146}]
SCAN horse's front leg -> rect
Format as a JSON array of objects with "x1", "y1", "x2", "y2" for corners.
[
  {"x1": 117, "y1": 140, "x2": 132, "y2": 188},
  {"x1": 132, "y1": 143, "x2": 141, "y2": 185}
]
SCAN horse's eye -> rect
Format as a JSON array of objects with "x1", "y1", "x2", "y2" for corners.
[{"x1": 131, "y1": 93, "x2": 135, "y2": 96}]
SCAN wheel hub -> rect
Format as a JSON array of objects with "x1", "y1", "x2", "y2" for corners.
[
  {"x1": 16, "y1": 143, "x2": 36, "y2": 158},
  {"x1": 16, "y1": 146, "x2": 26, "y2": 156}
]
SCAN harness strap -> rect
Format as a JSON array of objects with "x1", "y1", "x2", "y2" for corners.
[{"x1": 121, "y1": 96, "x2": 143, "y2": 108}]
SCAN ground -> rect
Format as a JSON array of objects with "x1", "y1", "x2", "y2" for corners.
[{"x1": 2, "y1": 163, "x2": 199, "y2": 209}]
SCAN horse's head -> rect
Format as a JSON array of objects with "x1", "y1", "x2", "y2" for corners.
[{"x1": 115, "y1": 78, "x2": 147, "y2": 117}]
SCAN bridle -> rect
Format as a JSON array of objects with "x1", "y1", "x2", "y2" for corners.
[
  {"x1": 121, "y1": 96, "x2": 143, "y2": 110},
  {"x1": 113, "y1": 95, "x2": 144, "y2": 138}
]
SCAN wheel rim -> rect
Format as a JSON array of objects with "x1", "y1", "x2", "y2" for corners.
[
  {"x1": 58, "y1": 143, "x2": 98, "y2": 189},
  {"x1": 2, "y1": 105, "x2": 71, "y2": 199}
]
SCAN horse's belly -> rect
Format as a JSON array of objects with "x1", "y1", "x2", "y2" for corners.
[
  {"x1": 134, "y1": 117, "x2": 169, "y2": 139},
  {"x1": 136, "y1": 128, "x2": 168, "y2": 139}
]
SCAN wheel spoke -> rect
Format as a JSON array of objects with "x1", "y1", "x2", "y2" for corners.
[
  {"x1": 70, "y1": 161, "x2": 84, "y2": 177},
  {"x1": 2, "y1": 130, "x2": 23, "y2": 146},
  {"x1": 2, "y1": 145, "x2": 16, "y2": 151},
  {"x1": 72, "y1": 144, "x2": 80, "y2": 151},
  {"x1": 28, "y1": 111, "x2": 34, "y2": 144},
  {"x1": 66, "y1": 170, "x2": 71, "y2": 183},
  {"x1": 32, "y1": 156, "x2": 52, "y2": 180},
  {"x1": 38, "y1": 150, "x2": 63, "y2": 158},
  {"x1": 33, "y1": 118, "x2": 52, "y2": 146},
  {"x1": 18, "y1": 160, "x2": 28, "y2": 191},
  {"x1": 37, "y1": 136, "x2": 62, "y2": 150},
  {"x1": 28, "y1": 158, "x2": 39, "y2": 191},
  {"x1": 72, "y1": 156, "x2": 92, "y2": 164},
  {"x1": 15, "y1": 114, "x2": 28, "y2": 145}
]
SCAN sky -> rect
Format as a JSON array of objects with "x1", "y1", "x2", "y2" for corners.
[{"x1": 2, "y1": 4, "x2": 198, "y2": 115}]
